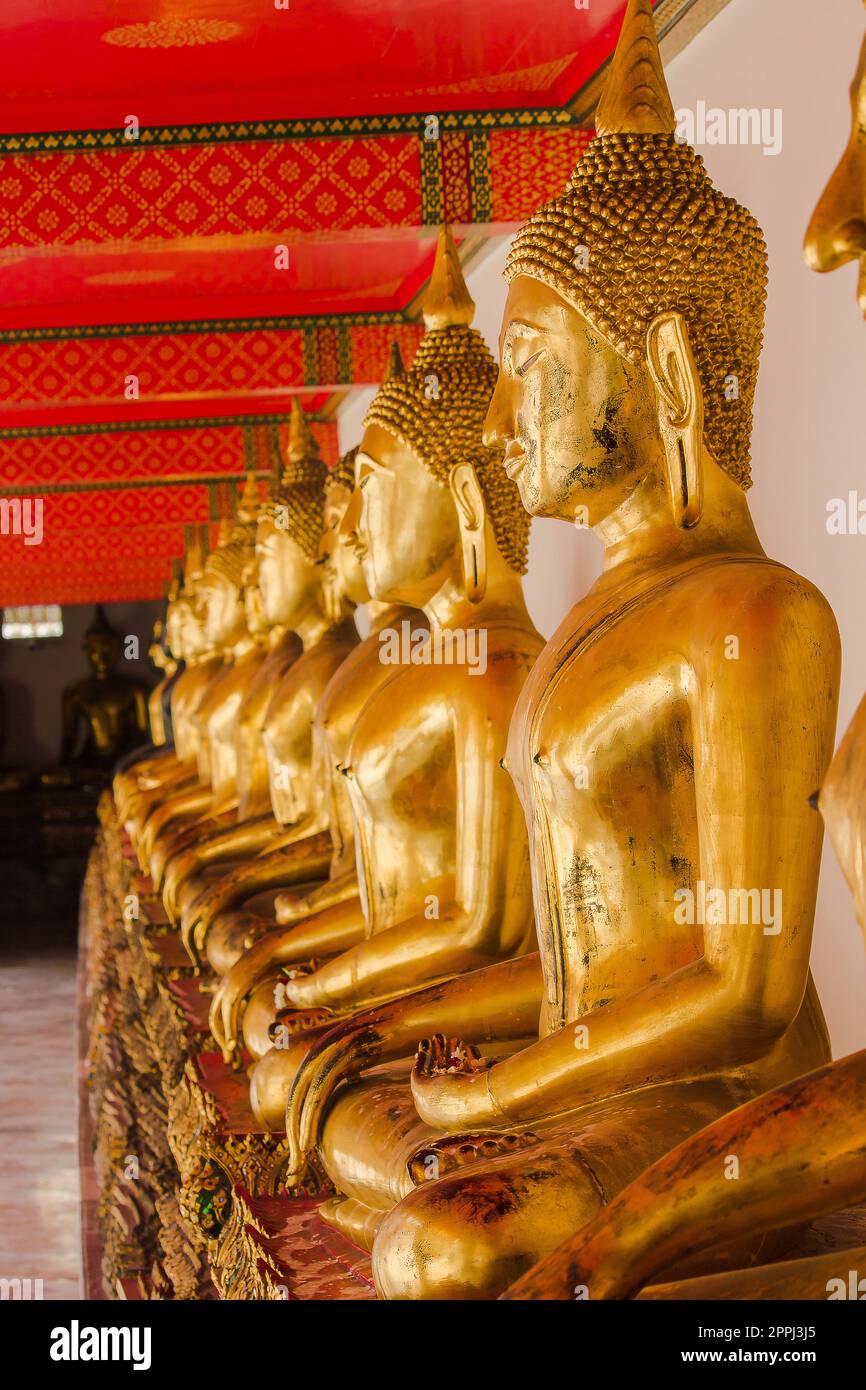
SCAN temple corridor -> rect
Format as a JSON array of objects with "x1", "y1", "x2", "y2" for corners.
[{"x1": 0, "y1": 923, "x2": 81, "y2": 1301}]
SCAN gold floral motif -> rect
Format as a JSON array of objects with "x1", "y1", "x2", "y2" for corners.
[{"x1": 101, "y1": 20, "x2": 243, "y2": 50}]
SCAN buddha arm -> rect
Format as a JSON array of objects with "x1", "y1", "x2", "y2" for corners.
[
  {"x1": 214, "y1": 898, "x2": 370, "y2": 1051},
  {"x1": 114, "y1": 748, "x2": 177, "y2": 801},
  {"x1": 126, "y1": 763, "x2": 195, "y2": 819},
  {"x1": 285, "y1": 954, "x2": 545, "y2": 1183},
  {"x1": 284, "y1": 907, "x2": 497, "y2": 1012},
  {"x1": 504, "y1": 1049, "x2": 866, "y2": 1301},
  {"x1": 141, "y1": 783, "x2": 217, "y2": 856},
  {"x1": 208, "y1": 782, "x2": 240, "y2": 818},
  {"x1": 186, "y1": 832, "x2": 332, "y2": 960},
  {"x1": 413, "y1": 584, "x2": 840, "y2": 1131},
  {"x1": 274, "y1": 870, "x2": 359, "y2": 924},
  {"x1": 171, "y1": 811, "x2": 278, "y2": 870},
  {"x1": 286, "y1": 686, "x2": 533, "y2": 1012}
]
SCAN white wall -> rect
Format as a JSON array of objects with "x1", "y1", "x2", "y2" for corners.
[{"x1": 338, "y1": 0, "x2": 866, "y2": 1055}]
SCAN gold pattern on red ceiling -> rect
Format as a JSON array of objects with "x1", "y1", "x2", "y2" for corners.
[
  {"x1": 0, "y1": 420, "x2": 339, "y2": 488},
  {"x1": 0, "y1": 323, "x2": 425, "y2": 418},
  {"x1": 0, "y1": 0, "x2": 613, "y2": 605},
  {"x1": 0, "y1": 119, "x2": 591, "y2": 603},
  {"x1": 0, "y1": 129, "x2": 591, "y2": 251},
  {"x1": 101, "y1": 20, "x2": 245, "y2": 50}
]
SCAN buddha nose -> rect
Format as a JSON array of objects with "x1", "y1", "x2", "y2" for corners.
[
  {"x1": 804, "y1": 149, "x2": 866, "y2": 273},
  {"x1": 482, "y1": 370, "x2": 510, "y2": 450}
]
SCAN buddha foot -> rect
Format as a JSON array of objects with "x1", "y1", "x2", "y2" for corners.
[
  {"x1": 269, "y1": 1006, "x2": 335, "y2": 1045},
  {"x1": 407, "y1": 1129, "x2": 540, "y2": 1186}
]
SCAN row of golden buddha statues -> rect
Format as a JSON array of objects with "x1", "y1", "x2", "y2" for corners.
[{"x1": 82, "y1": 0, "x2": 866, "y2": 1299}]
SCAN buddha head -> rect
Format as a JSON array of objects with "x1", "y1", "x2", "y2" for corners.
[
  {"x1": 484, "y1": 0, "x2": 767, "y2": 534},
  {"x1": 172, "y1": 524, "x2": 211, "y2": 662},
  {"x1": 164, "y1": 580, "x2": 185, "y2": 664},
  {"x1": 199, "y1": 474, "x2": 260, "y2": 651},
  {"x1": 84, "y1": 606, "x2": 121, "y2": 680},
  {"x1": 256, "y1": 401, "x2": 330, "y2": 632},
  {"x1": 322, "y1": 445, "x2": 368, "y2": 615},
  {"x1": 804, "y1": 4, "x2": 866, "y2": 311},
  {"x1": 241, "y1": 555, "x2": 268, "y2": 639},
  {"x1": 352, "y1": 226, "x2": 530, "y2": 609}
]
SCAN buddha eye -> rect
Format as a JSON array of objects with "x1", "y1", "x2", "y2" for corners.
[{"x1": 515, "y1": 348, "x2": 544, "y2": 378}]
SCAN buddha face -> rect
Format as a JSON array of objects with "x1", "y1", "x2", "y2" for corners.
[
  {"x1": 484, "y1": 275, "x2": 662, "y2": 525},
  {"x1": 165, "y1": 602, "x2": 184, "y2": 660},
  {"x1": 804, "y1": 29, "x2": 866, "y2": 311},
  {"x1": 176, "y1": 597, "x2": 208, "y2": 659},
  {"x1": 199, "y1": 570, "x2": 247, "y2": 649},
  {"x1": 324, "y1": 480, "x2": 369, "y2": 607},
  {"x1": 350, "y1": 423, "x2": 459, "y2": 606},
  {"x1": 255, "y1": 518, "x2": 320, "y2": 630},
  {"x1": 241, "y1": 558, "x2": 268, "y2": 638},
  {"x1": 85, "y1": 630, "x2": 119, "y2": 679}
]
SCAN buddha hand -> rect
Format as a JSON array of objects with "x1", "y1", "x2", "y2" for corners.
[
  {"x1": 410, "y1": 1033, "x2": 500, "y2": 1132},
  {"x1": 284, "y1": 1009, "x2": 391, "y2": 1189},
  {"x1": 163, "y1": 848, "x2": 199, "y2": 920},
  {"x1": 274, "y1": 889, "x2": 313, "y2": 925},
  {"x1": 181, "y1": 876, "x2": 236, "y2": 962},
  {"x1": 212, "y1": 945, "x2": 316, "y2": 1059}
]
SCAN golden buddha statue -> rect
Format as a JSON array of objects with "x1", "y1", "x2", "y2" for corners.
[
  {"x1": 46, "y1": 606, "x2": 150, "y2": 785},
  {"x1": 208, "y1": 391, "x2": 434, "y2": 1065},
  {"x1": 139, "y1": 478, "x2": 294, "y2": 884},
  {"x1": 279, "y1": 0, "x2": 841, "y2": 1298},
  {"x1": 160, "y1": 440, "x2": 358, "y2": 938},
  {"x1": 146, "y1": 610, "x2": 178, "y2": 749},
  {"x1": 154, "y1": 462, "x2": 305, "y2": 922},
  {"x1": 236, "y1": 226, "x2": 543, "y2": 1170},
  {"x1": 115, "y1": 525, "x2": 222, "y2": 837},
  {"x1": 502, "y1": 0, "x2": 866, "y2": 1303},
  {"x1": 177, "y1": 405, "x2": 359, "y2": 970},
  {"x1": 141, "y1": 476, "x2": 278, "y2": 881}
]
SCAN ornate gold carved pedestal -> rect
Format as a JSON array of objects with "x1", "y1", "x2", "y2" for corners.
[
  {"x1": 81, "y1": 792, "x2": 866, "y2": 1300},
  {"x1": 82, "y1": 792, "x2": 331, "y2": 1298}
]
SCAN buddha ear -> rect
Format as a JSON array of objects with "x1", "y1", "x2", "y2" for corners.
[
  {"x1": 645, "y1": 311, "x2": 704, "y2": 529},
  {"x1": 448, "y1": 462, "x2": 487, "y2": 603}
]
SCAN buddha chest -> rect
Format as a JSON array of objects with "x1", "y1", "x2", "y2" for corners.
[{"x1": 343, "y1": 661, "x2": 457, "y2": 931}]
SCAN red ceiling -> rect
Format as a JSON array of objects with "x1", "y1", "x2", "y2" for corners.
[
  {"x1": 0, "y1": 233, "x2": 440, "y2": 332},
  {"x1": 1, "y1": 1, "x2": 628, "y2": 134},
  {"x1": 0, "y1": 0, "x2": 650, "y2": 605}
]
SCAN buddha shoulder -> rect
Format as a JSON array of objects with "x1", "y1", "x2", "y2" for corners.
[{"x1": 682, "y1": 557, "x2": 840, "y2": 661}]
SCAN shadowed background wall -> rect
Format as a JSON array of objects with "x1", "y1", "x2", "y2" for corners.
[{"x1": 0, "y1": 601, "x2": 161, "y2": 768}]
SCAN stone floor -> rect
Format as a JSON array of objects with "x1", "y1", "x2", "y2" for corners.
[{"x1": 0, "y1": 919, "x2": 82, "y2": 1300}]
